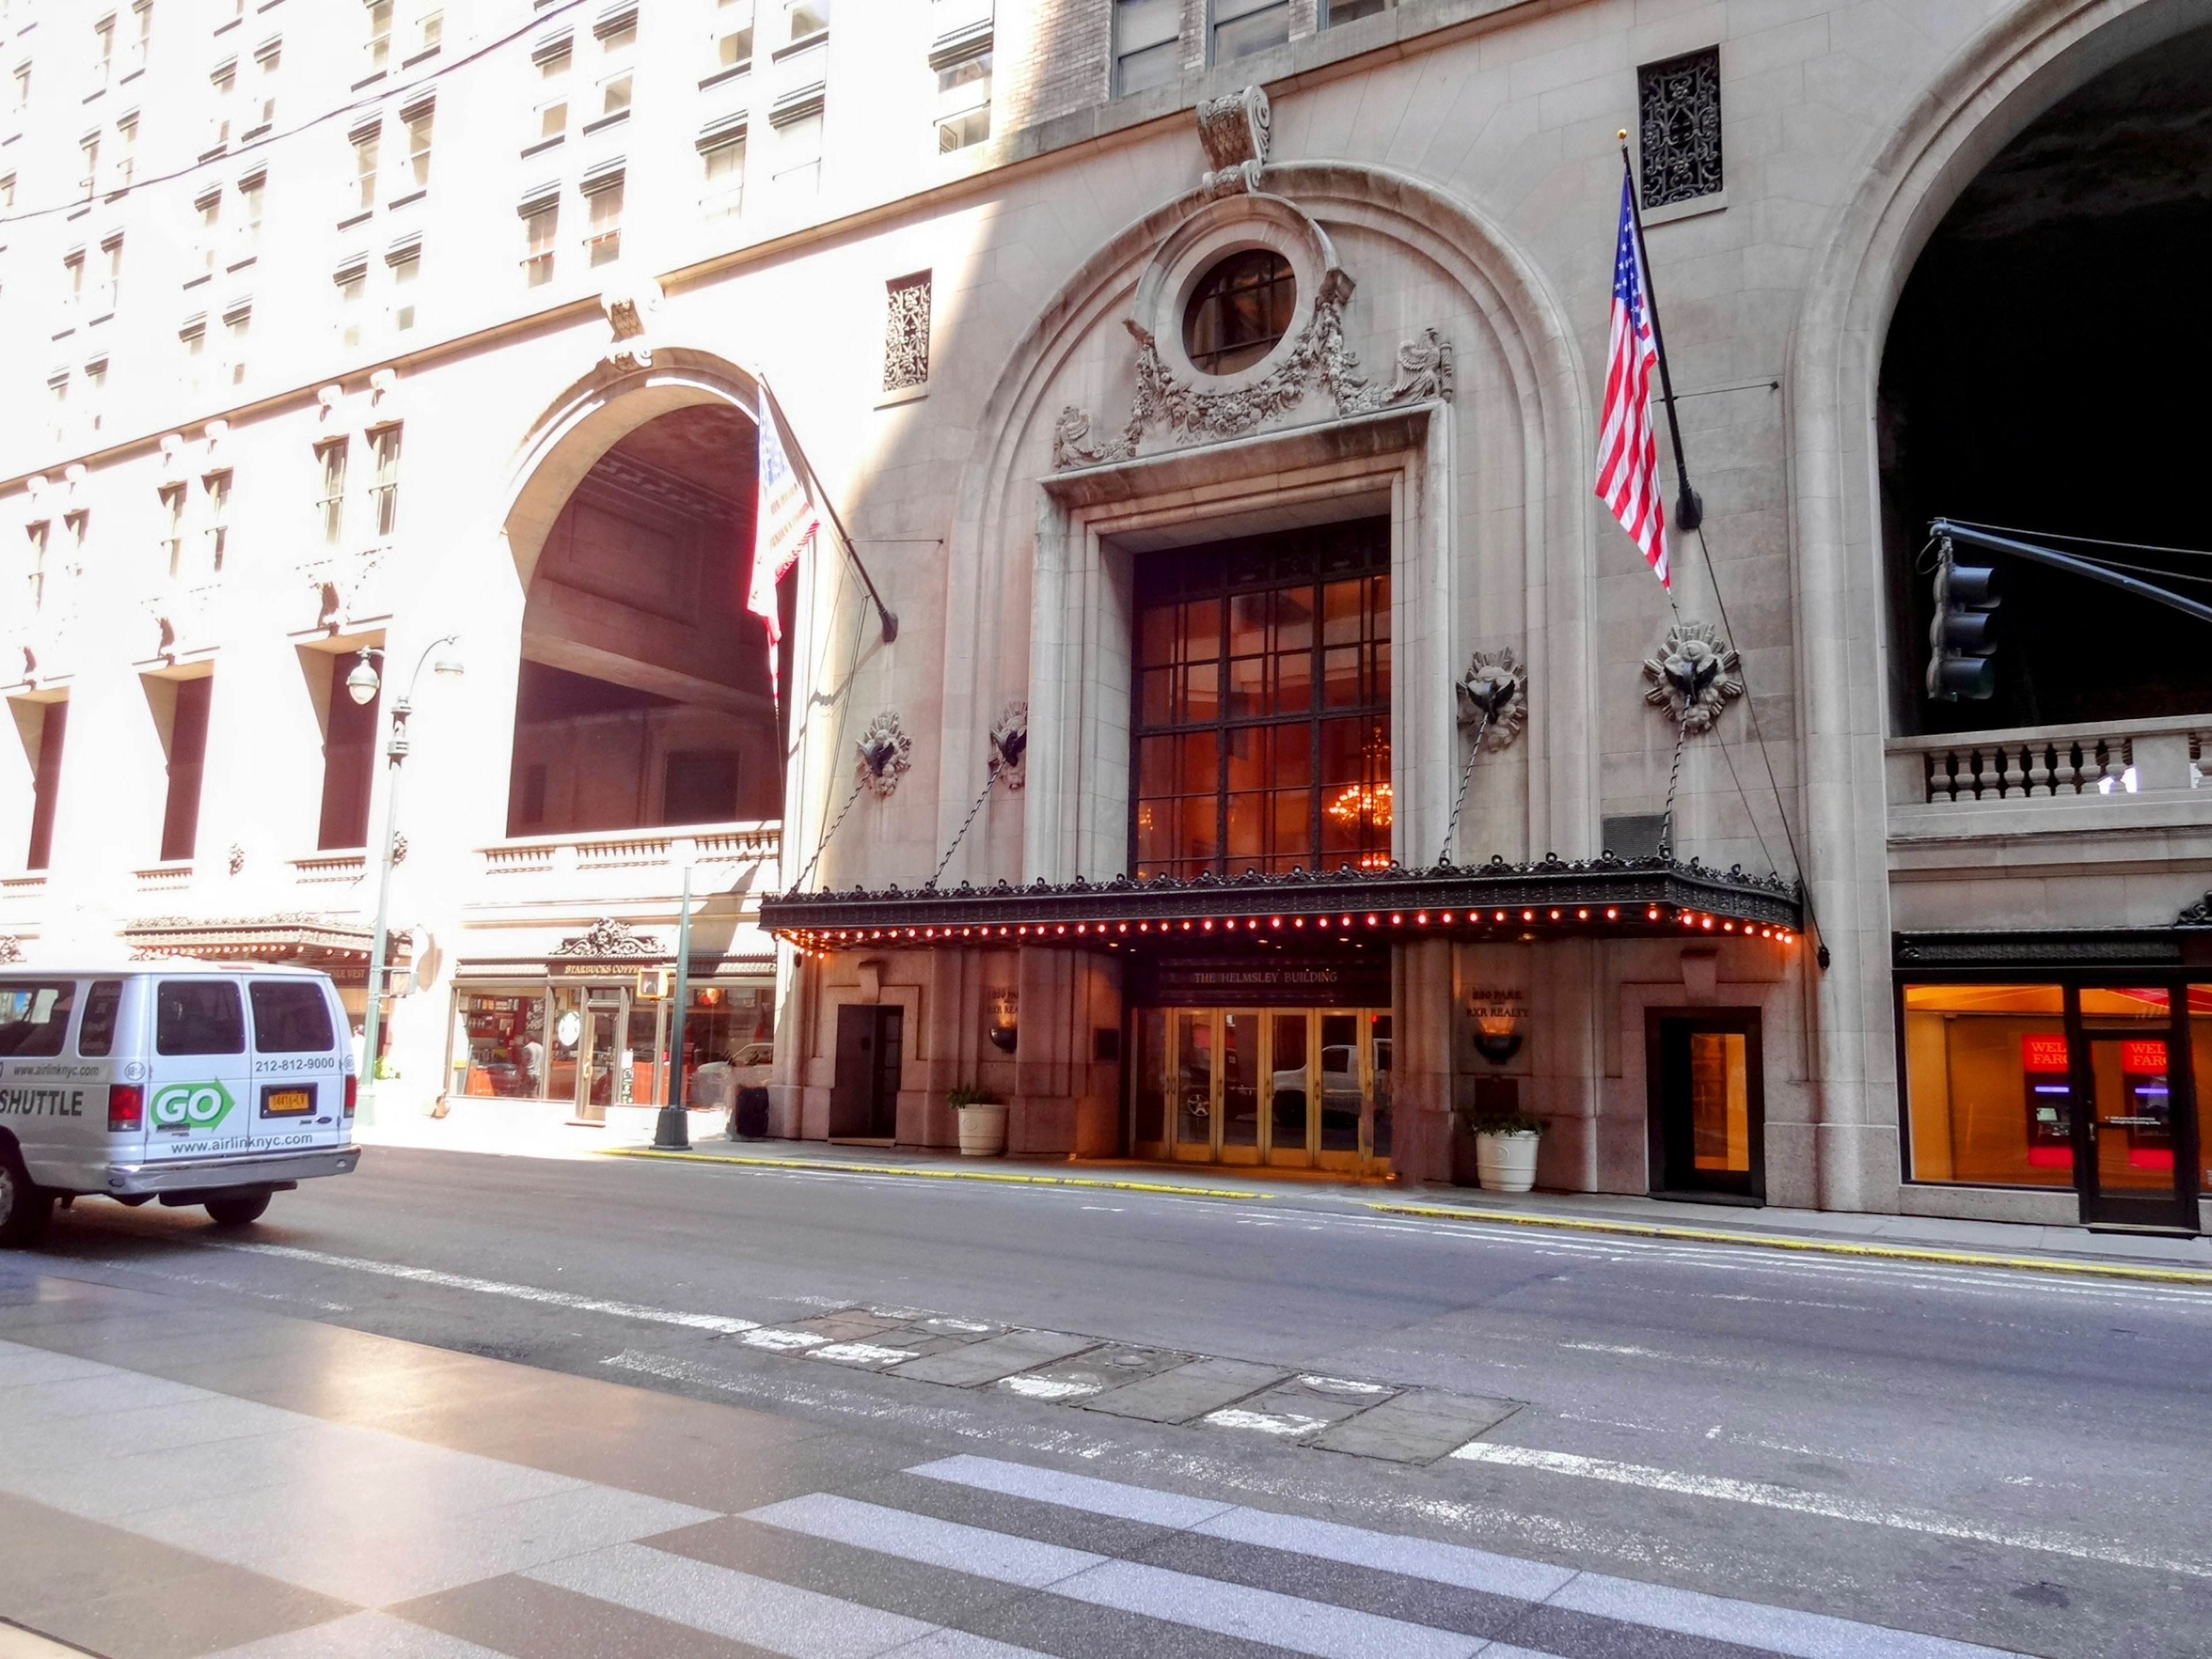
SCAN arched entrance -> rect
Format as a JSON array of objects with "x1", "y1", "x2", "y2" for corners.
[
  {"x1": 1879, "y1": 21, "x2": 2212, "y2": 735},
  {"x1": 505, "y1": 402, "x2": 780, "y2": 838}
]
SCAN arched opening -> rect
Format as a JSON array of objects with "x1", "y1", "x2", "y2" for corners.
[
  {"x1": 505, "y1": 403, "x2": 783, "y2": 836},
  {"x1": 1880, "y1": 24, "x2": 2212, "y2": 734}
]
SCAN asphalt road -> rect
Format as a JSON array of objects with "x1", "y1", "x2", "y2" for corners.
[{"x1": 26, "y1": 1146, "x2": 2212, "y2": 1658}]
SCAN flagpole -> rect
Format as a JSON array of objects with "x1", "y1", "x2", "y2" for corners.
[
  {"x1": 1617, "y1": 133, "x2": 1702, "y2": 533},
  {"x1": 759, "y1": 376, "x2": 898, "y2": 644}
]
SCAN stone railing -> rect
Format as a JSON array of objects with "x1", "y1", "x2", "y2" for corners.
[
  {"x1": 0, "y1": 873, "x2": 45, "y2": 913},
  {"x1": 290, "y1": 852, "x2": 369, "y2": 887},
  {"x1": 1888, "y1": 715, "x2": 2208, "y2": 806},
  {"x1": 134, "y1": 861, "x2": 194, "y2": 894},
  {"x1": 469, "y1": 821, "x2": 782, "y2": 911}
]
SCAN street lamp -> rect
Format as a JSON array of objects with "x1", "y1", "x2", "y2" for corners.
[{"x1": 355, "y1": 635, "x2": 463, "y2": 1125}]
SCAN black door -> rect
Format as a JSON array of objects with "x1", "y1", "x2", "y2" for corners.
[
  {"x1": 829, "y1": 1005, "x2": 903, "y2": 1141},
  {"x1": 2073, "y1": 985, "x2": 2199, "y2": 1232},
  {"x1": 1647, "y1": 1011, "x2": 1766, "y2": 1205}
]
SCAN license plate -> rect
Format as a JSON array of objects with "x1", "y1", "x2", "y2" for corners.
[{"x1": 264, "y1": 1088, "x2": 312, "y2": 1116}]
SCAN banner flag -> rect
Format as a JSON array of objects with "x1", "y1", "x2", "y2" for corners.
[{"x1": 747, "y1": 406, "x2": 819, "y2": 700}]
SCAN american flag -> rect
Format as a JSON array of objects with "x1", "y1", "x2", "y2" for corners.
[
  {"x1": 747, "y1": 400, "x2": 819, "y2": 707},
  {"x1": 1595, "y1": 173, "x2": 1669, "y2": 588}
]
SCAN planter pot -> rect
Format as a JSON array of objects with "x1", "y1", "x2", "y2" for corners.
[
  {"x1": 956, "y1": 1103, "x2": 1009, "y2": 1157},
  {"x1": 1476, "y1": 1130, "x2": 1541, "y2": 1193}
]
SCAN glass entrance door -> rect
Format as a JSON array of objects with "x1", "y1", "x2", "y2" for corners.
[
  {"x1": 1137, "y1": 1006, "x2": 1389, "y2": 1172},
  {"x1": 572, "y1": 989, "x2": 629, "y2": 1124},
  {"x1": 2075, "y1": 987, "x2": 2198, "y2": 1230},
  {"x1": 1647, "y1": 1012, "x2": 1766, "y2": 1203}
]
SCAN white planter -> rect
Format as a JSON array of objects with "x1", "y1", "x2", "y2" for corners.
[
  {"x1": 1476, "y1": 1129, "x2": 1541, "y2": 1193},
  {"x1": 956, "y1": 1103, "x2": 1009, "y2": 1157}
]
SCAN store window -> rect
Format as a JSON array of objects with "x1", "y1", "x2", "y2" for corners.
[
  {"x1": 1133, "y1": 521, "x2": 1390, "y2": 880},
  {"x1": 2190, "y1": 988, "x2": 2212, "y2": 1196},
  {"x1": 1900, "y1": 984, "x2": 2073, "y2": 1187},
  {"x1": 453, "y1": 989, "x2": 547, "y2": 1097},
  {"x1": 675, "y1": 983, "x2": 773, "y2": 1110}
]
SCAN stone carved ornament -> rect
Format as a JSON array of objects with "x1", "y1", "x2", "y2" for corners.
[
  {"x1": 1643, "y1": 620, "x2": 1744, "y2": 734},
  {"x1": 552, "y1": 917, "x2": 664, "y2": 957},
  {"x1": 1197, "y1": 85, "x2": 1271, "y2": 195},
  {"x1": 1455, "y1": 647, "x2": 1527, "y2": 749},
  {"x1": 601, "y1": 278, "x2": 663, "y2": 372},
  {"x1": 855, "y1": 710, "x2": 914, "y2": 799},
  {"x1": 988, "y1": 701, "x2": 1028, "y2": 791},
  {"x1": 1052, "y1": 92, "x2": 1453, "y2": 472},
  {"x1": 0, "y1": 935, "x2": 21, "y2": 964}
]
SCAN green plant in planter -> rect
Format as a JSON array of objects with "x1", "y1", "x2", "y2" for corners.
[
  {"x1": 1463, "y1": 1109, "x2": 1547, "y2": 1138},
  {"x1": 947, "y1": 1085, "x2": 1001, "y2": 1110}
]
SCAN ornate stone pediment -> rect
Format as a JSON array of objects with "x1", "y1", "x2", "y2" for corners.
[{"x1": 552, "y1": 917, "x2": 664, "y2": 957}]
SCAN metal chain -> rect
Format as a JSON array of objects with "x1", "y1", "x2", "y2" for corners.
[
  {"x1": 1658, "y1": 715, "x2": 1688, "y2": 860},
  {"x1": 929, "y1": 764, "x2": 999, "y2": 890},
  {"x1": 1434, "y1": 709, "x2": 1493, "y2": 868},
  {"x1": 794, "y1": 772, "x2": 867, "y2": 891}
]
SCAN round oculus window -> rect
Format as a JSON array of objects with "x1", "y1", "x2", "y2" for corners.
[{"x1": 1182, "y1": 248, "x2": 1296, "y2": 377}]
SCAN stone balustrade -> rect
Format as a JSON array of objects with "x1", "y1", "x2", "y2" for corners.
[
  {"x1": 134, "y1": 862, "x2": 194, "y2": 894},
  {"x1": 469, "y1": 822, "x2": 782, "y2": 911},
  {"x1": 1887, "y1": 715, "x2": 2209, "y2": 806}
]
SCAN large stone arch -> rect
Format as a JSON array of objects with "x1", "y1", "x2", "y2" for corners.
[
  {"x1": 935, "y1": 159, "x2": 1597, "y2": 883},
  {"x1": 499, "y1": 347, "x2": 764, "y2": 593},
  {"x1": 1786, "y1": 0, "x2": 2212, "y2": 1209}
]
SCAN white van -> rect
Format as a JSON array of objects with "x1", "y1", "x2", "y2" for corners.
[{"x1": 0, "y1": 964, "x2": 361, "y2": 1245}]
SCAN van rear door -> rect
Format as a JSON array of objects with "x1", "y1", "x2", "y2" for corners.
[
  {"x1": 146, "y1": 977, "x2": 254, "y2": 1163},
  {"x1": 245, "y1": 977, "x2": 347, "y2": 1153},
  {"x1": 0, "y1": 978, "x2": 91, "y2": 1185}
]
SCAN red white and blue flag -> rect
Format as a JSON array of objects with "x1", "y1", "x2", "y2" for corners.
[
  {"x1": 1596, "y1": 173, "x2": 1669, "y2": 588},
  {"x1": 747, "y1": 401, "x2": 818, "y2": 703}
]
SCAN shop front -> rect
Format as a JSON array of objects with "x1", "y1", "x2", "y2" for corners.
[{"x1": 1895, "y1": 933, "x2": 2212, "y2": 1232}]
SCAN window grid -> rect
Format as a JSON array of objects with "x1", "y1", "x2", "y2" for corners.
[{"x1": 369, "y1": 425, "x2": 401, "y2": 537}]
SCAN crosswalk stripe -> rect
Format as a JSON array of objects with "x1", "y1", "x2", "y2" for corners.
[
  {"x1": 908, "y1": 1453, "x2": 1233, "y2": 1528},
  {"x1": 742, "y1": 1491, "x2": 1482, "y2": 1659},
  {"x1": 526, "y1": 1540, "x2": 1047, "y2": 1659},
  {"x1": 1548, "y1": 1572, "x2": 2022, "y2": 1659}
]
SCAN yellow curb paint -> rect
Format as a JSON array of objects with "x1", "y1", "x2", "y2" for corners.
[
  {"x1": 603, "y1": 1146, "x2": 1268, "y2": 1201},
  {"x1": 1365, "y1": 1202, "x2": 2212, "y2": 1287}
]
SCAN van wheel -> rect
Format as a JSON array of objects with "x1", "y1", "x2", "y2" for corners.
[
  {"x1": 203, "y1": 1193, "x2": 272, "y2": 1228},
  {"x1": 0, "y1": 1149, "x2": 54, "y2": 1248}
]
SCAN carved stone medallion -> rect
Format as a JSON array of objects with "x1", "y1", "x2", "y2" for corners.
[
  {"x1": 1456, "y1": 647, "x2": 1527, "y2": 749},
  {"x1": 1643, "y1": 621, "x2": 1743, "y2": 734},
  {"x1": 855, "y1": 711, "x2": 913, "y2": 799},
  {"x1": 989, "y1": 701, "x2": 1028, "y2": 791}
]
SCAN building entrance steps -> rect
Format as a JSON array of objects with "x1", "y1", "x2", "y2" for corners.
[{"x1": 597, "y1": 1136, "x2": 2212, "y2": 1285}]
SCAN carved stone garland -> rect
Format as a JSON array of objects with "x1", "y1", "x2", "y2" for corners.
[
  {"x1": 854, "y1": 710, "x2": 914, "y2": 800},
  {"x1": 552, "y1": 917, "x2": 664, "y2": 957},
  {"x1": 1643, "y1": 620, "x2": 1744, "y2": 734},
  {"x1": 1052, "y1": 278, "x2": 1454, "y2": 471}
]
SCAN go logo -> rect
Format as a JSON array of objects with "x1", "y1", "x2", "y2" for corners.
[{"x1": 150, "y1": 1080, "x2": 236, "y2": 1132}]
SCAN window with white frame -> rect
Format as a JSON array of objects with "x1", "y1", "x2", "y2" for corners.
[
  {"x1": 364, "y1": 0, "x2": 392, "y2": 75},
  {"x1": 410, "y1": 7, "x2": 441, "y2": 60},
  {"x1": 112, "y1": 112, "x2": 137, "y2": 191},
  {"x1": 245, "y1": 36, "x2": 278, "y2": 138},
  {"x1": 24, "y1": 520, "x2": 48, "y2": 609},
  {"x1": 11, "y1": 62, "x2": 31, "y2": 119},
  {"x1": 582, "y1": 172, "x2": 622, "y2": 266},
  {"x1": 158, "y1": 482, "x2": 186, "y2": 576},
  {"x1": 334, "y1": 256, "x2": 367, "y2": 346},
  {"x1": 0, "y1": 174, "x2": 14, "y2": 210},
  {"x1": 933, "y1": 37, "x2": 990, "y2": 152},
  {"x1": 1113, "y1": 0, "x2": 1176, "y2": 94},
  {"x1": 785, "y1": 0, "x2": 827, "y2": 47},
  {"x1": 179, "y1": 314, "x2": 206, "y2": 395},
  {"x1": 1210, "y1": 0, "x2": 1286, "y2": 65},
  {"x1": 529, "y1": 32, "x2": 571, "y2": 149},
  {"x1": 315, "y1": 438, "x2": 347, "y2": 546},
  {"x1": 222, "y1": 300, "x2": 250, "y2": 385},
  {"x1": 400, "y1": 100, "x2": 432, "y2": 192},
  {"x1": 46, "y1": 369, "x2": 69, "y2": 440},
  {"x1": 385, "y1": 237, "x2": 419, "y2": 331},
  {"x1": 368, "y1": 425, "x2": 401, "y2": 538},
  {"x1": 191, "y1": 188, "x2": 221, "y2": 278},
  {"x1": 713, "y1": 0, "x2": 752, "y2": 74},
  {"x1": 63, "y1": 513, "x2": 89, "y2": 584},
  {"x1": 596, "y1": 4, "x2": 638, "y2": 54},
  {"x1": 594, "y1": 68, "x2": 631, "y2": 125},
  {"x1": 350, "y1": 122, "x2": 379, "y2": 212},
  {"x1": 698, "y1": 121, "x2": 745, "y2": 219},
  {"x1": 520, "y1": 194, "x2": 558, "y2": 286},
  {"x1": 1321, "y1": 0, "x2": 1386, "y2": 23},
  {"x1": 772, "y1": 108, "x2": 820, "y2": 194},
  {"x1": 82, "y1": 357, "x2": 107, "y2": 431},
  {"x1": 78, "y1": 131, "x2": 100, "y2": 198},
  {"x1": 128, "y1": 1, "x2": 152, "y2": 77},
  {"x1": 202, "y1": 469, "x2": 229, "y2": 571},
  {"x1": 234, "y1": 171, "x2": 264, "y2": 265},
  {"x1": 206, "y1": 58, "x2": 236, "y2": 153},
  {"x1": 60, "y1": 248, "x2": 85, "y2": 317},
  {"x1": 92, "y1": 14, "x2": 115, "y2": 88},
  {"x1": 95, "y1": 234, "x2": 122, "y2": 315}
]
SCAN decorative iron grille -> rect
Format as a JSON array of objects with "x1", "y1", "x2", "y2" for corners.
[
  {"x1": 1637, "y1": 47, "x2": 1722, "y2": 209},
  {"x1": 882, "y1": 271, "x2": 933, "y2": 392}
]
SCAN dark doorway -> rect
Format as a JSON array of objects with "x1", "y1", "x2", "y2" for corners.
[
  {"x1": 1880, "y1": 26, "x2": 2212, "y2": 734},
  {"x1": 1647, "y1": 1011, "x2": 1766, "y2": 1204},
  {"x1": 2072, "y1": 986, "x2": 2200, "y2": 1232},
  {"x1": 830, "y1": 1004, "x2": 903, "y2": 1142}
]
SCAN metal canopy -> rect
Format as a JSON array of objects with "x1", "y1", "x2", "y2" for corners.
[{"x1": 762, "y1": 855, "x2": 1803, "y2": 954}]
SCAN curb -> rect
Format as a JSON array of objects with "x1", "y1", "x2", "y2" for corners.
[
  {"x1": 601, "y1": 1146, "x2": 1270, "y2": 1201},
  {"x1": 1366, "y1": 1202, "x2": 2212, "y2": 1286}
]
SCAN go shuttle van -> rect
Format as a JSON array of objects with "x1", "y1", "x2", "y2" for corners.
[{"x1": 0, "y1": 964, "x2": 361, "y2": 1245}]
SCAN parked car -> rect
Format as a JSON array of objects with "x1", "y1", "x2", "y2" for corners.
[{"x1": 0, "y1": 965, "x2": 361, "y2": 1245}]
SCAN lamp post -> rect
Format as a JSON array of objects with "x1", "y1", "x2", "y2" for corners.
[
  {"x1": 654, "y1": 864, "x2": 695, "y2": 1149},
  {"x1": 349, "y1": 635, "x2": 464, "y2": 1125}
]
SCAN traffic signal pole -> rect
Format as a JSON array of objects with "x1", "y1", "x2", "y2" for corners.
[{"x1": 1933, "y1": 520, "x2": 2212, "y2": 628}]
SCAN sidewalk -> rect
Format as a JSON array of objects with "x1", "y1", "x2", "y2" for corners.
[{"x1": 605, "y1": 1136, "x2": 2212, "y2": 1282}]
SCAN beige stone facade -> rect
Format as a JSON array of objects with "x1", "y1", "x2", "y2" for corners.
[{"x1": 4, "y1": 0, "x2": 2209, "y2": 1226}]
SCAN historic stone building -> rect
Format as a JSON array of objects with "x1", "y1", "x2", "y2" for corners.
[{"x1": 4, "y1": 0, "x2": 2208, "y2": 1230}]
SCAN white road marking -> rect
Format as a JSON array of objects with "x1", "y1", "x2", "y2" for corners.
[
  {"x1": 1203, "y1": 1407, "x2": 1330, "y2": 1437},
  {"x1": 221, "y1": 1243, "x2": 762, "y2": 1335},
  {"x1": 807, "y1": 1341, "x2": 920, "y2": 1367},
  {"x1": 998, "y1": 1375, "x2": 1098, "y2": 1400},
  {"x1": 1448, "y1": 1442, "x2": 2212, "y2": 1579}
]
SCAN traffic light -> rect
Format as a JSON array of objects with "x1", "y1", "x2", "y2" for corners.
[{"x1": 1926, "y1": 538, "x2": 2001, "y2": 701}]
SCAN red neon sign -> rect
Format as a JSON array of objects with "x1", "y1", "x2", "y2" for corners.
[
  {"x1": 2122, "y1": 1039, "x2": 2168, "y2": 1074},
  {"x1": 2021, "y1": 1035, "x2": 2069, "y2": 1074}
]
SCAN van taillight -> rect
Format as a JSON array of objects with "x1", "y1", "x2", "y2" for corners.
[
  {"x1": 343, "y1": 1074, "x2": 357, "y2": 1116},
  {"x1": 108, "y1": 1085, "x2": 144, "y2": 1132}
]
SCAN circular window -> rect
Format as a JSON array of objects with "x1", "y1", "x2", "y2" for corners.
[{"x1": 1182, "y1": 249, "x2": 1296, "y2": 377}]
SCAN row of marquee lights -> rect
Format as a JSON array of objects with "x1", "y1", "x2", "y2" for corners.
[{"x1": 781, "y1": 906, "x2": 1799, "y2": 955}]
